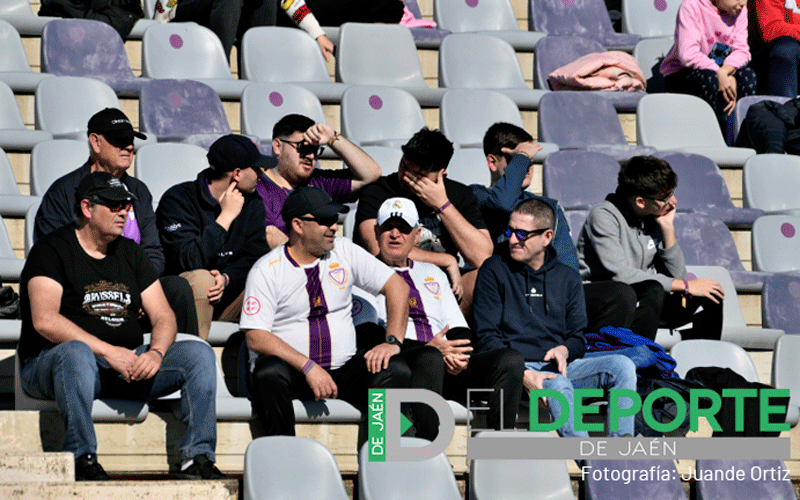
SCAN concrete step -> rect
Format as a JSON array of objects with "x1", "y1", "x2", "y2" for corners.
[
  {"x1": 0, "y1": 452, "x2": 72, "y2": 483},
  {"x1": 0, "y1": 479, "x2": 238, "y2": 499}
]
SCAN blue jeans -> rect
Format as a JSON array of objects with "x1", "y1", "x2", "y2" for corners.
[
  {"x1": 20, "y1": 339, "x2": 218, "y2": 461},
  {"x1": 526, "y1": 354, "x2": 636, "y2": 437}
]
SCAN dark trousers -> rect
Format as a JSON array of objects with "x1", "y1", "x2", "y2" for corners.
[
  {"x1": 584, "y1": 281, "x2": 637, "y2": 333},
  {"x1": 139, "y1": 275, "x2": 199, "y2": 337},
  {"x1": 398, "y1": 344, "x2": 444, "y2": 441},
  {"x1": 174, "y1": 0, "x2": 243, "y2": 60},
  {"x1": 752, "y1": 36, "x2": 799, "y2": 98},
  {"x1": 239, "y1": 0, "x2": 403, "y2": 35},
  {"x1": 250, "y1": 352, "x2": 411, "y2": 436}
]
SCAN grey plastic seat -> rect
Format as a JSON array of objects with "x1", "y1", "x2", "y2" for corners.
[
  {"x1": 632, "y1": 36, "x2": 673, "y2": 93},
  {"x1": 24, "y1": 199, "x2": 38, "y2": 257},
  {"x1": 654, "y1": 152, "x2": 764, "y2": 228},
  {"x1": 752, "y1": 215, "x2": 800, "y2": 273},
  {"x1": 240, "y1": 27, "x2": 351, "y2": 103},
  {"x1": 584, "y1": 459, "x2": 685, "y2": 499},
  {"x1": 529, "y1": 0, "x2": 641, "y2": 51},
  {"x1": 565, "y1": 209, "x2": 589, "y2": 245},
  {"x1": 358, "y1": 437, "x2": 462, "y2": 500},
  {"x1": 469, "y1": 431, "x2": 575, "y2": 500},
  {"x1": 244, "y1": 437, "x2": 348, "y2": 500},
  {"x1": 0, "y1": 147, "x2": 40, "y2": 216},
  {"x1": 446, "y1": 148, "x2": 492, "y2": 186},
  {"x1": 29, "y1": 139, "x2": 90, "y2": 196},
  {"x1": 42, "y1": 19, "x2": 146, "y2": 97},
  {"x1": 534, "y1": 35, "x2": 645, "y2": 112},
  {"x1": 734, "y1": 95, "x2": 790, "y2": 142},
  {"x1": 683, "y1": 266, "x2": 784, "y2": 349},
  {"x1": 636, "y1": 93, "x2": 756, "y2": 167},
  {"x1": 360, "y1": 146, "x2": 402, "y2": 176},
  {"x1": 0, "y1": 213, "x2": 24, "y2": 280},
  {"x1": 671, "y1": 339, "x2": 759, "y2": 381},
  {"x1": 0, "y1": 0, "x2": 154, "y2": 37},
  {"x1": 0, "y1": 19, "x2": 53, "y2": 92},
  {"x1": 340, "y1": 85, "x2": 426, "y2": 148},
  {"x1": 622, "y1": 0, "x2": 681, "y2": 37},
  {"x1": 538, "y1": 91, "x2": 655, "y2": 161},
  {"x1": 743, "y1": 154, "x2": 800, "y2": 215},
  {"x1": 336, "y1": 23, "x2": 446, "y2": 106},
  {"x1": 438, "y1": 33, "x2": 548, "y2": 110},
  {"x1": 762, "y1": 273, "x2": 800, "y2": 335},
  {"x1": 0, "y1": 81, "x2": 52, "y2": 151},
  {"x1": 141, "y1": 23, "x2": 247, "y2": 99},
  {"x1": 771, "y1": 335, "x2": 800, "y2": 426},
  {"x1": 133, "y1": 143, "x2": 209, "y2": 207},
  {"x1": 696, "y1": 459, "x2": 795, "y2": 499},
  {"x1": 433, "y1": 0, "x2": 546, "y2": 50},
  {"x1": 543, "y1": 150, "x2": 619, "y2": 210}
]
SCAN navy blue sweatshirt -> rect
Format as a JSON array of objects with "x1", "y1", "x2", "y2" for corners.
[{"x1": 473, "y1": 245, "x2": 587, "y2": 362}]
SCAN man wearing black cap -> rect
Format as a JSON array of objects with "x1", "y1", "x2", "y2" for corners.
[
  {"x1": 19, "y1": 172, "x2": 225, "y2": 481},
  {"x1": 34, "y1": 107, "x2": 199, "y2": 338},
  {"x1": 157, "y1": 134, "x2": 271, "y2": 339},
  {"x1": 241, "y1": 186, "x2": 412, "y2": 436}
]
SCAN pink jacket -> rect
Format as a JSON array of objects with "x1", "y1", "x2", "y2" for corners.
[
  {"x1": 660, "y1": 0, "x2": 751, "y2": 76},
  {"x1": 548, "y1": 51, "x2": 647, "y2": 91}
]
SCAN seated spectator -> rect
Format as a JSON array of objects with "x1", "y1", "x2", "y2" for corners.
[
  {"x1": 473, "y1": 198, "x2": 637, "y2": 437},
  {"x1": 40, "y1": 0, "x2": 142, "y2": 39},
  {"x1": 258, "y1": 114, "x2": 381, "y2": 249},
  {"x1": 153, "y1": 0, "x2": 242, "y2": 61},
  {"x1": 361, "y1": 197, "x2": 525, "y2": 432},
  {"x1": 577, "y1": 156, "x2": 725, "y2": 342},
  {"x1": 356, "y1": 128, "x2": 493, "y2": 315},
  {"x1": 35, "y1": 108, "x2": 198, "y2": 338},
  {"x1": 18, "y1": 172, "x2": 224, "y2": 480},
  {"x1": 157, "y1": 134, "x2": 270, "y2": 339},
  {"x1": 242, "y1": 187, "x2": 412, "y2": 436},
  {"x1": 474, "y1": 122, "x2": 635, "y2": 334},
  {"x1": 660, "y1": 0, "x2": 755, "y2": 144},
  {"x1": 748, "y1": 0, "x2": 800, "y2": 97}
]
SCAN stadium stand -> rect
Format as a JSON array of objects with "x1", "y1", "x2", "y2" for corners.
[
  {"x1": 444, "y1": 147, "x2": 490, "y2": 186},
  {"x1": 0, "y1": 19, "x2": 53, "y2": 92},
  {"x1": 340, "y1": 85, "x2": 426, "y2": 147},
  {"x1": 542, "y1": 150, "x2": 619, "y2": 210},
  {"x1": 582, "y1": 459, "x2": 686, "y2": 499},
  {"x1": 0, "y1": 0, "x2": 154, "y2": 37},
  {"x1": 132, "y1": 143, "x2": 209, "y2": 207},
  {"x1": 743, "y1": 154, "x2": 800, "y2": 215},
  {"x1": 29, "y1": 139, "x2": 90, "y2": 196},
  {"x1": 621, "y1": 0, "x2": 681, "y2": 38},
  {"x1": 0, "y1": 147, "x2": 39, "y2": 217},
  {"x1": 734, "y1": 95, "x2": 791, "y2": 142},
  {"x1": 696, "y1": 460, "x2": 796, "y2": 499},
  {"x1": 0, "y1": 81, "x2": 52, "y2": 151},
  {"x1": 358, "y1": 146, "x2": 403, "y2": 175},
  {"x1": 632, "y1": 35, "x2": 672, "y2": 93},
  {"x1": 772, "y1": 334, "x2": 800, "y2": 425},
  {"x1": 762, "y1": 273, "x2": 800, "y2": 335},
  {"x1": 670, "y1": 338, "x2": 760, "y2": 381},
  {"x1": 0, "y1": 214, "x2": 25, "y2": 280},
  {"x1": 433, "y1": 0, "x2": 545, "y2": 50},
  {"x1": 752, "y1": 215, "x2": 800, "y2": 273},
  {"x1": 528, "y1": 0, "x2": 640, "y2": 50}
]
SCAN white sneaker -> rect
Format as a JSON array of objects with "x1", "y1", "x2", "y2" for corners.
[{"x1": 154, "y1": 0, "x2": 178, "y2": 23}]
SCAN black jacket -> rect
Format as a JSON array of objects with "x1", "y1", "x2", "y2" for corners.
[{"x1": 39, "y1": 0, "x2": 142, "y2": 39}]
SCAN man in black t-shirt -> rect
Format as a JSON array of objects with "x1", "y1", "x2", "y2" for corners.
[
  {"x1": 355, "y1": 128, "x2": 493, "y2": 316},
  {"x1": 18, "y1": 172, "x2": 225, "y2": 481}
]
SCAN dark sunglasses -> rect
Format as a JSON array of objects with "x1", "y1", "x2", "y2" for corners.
[
  {"x1": 94, "y1": 199, "x2": 132, "y2": 213},
  {"x1": 281, "y1": 138, "x2": 323, "y2": 158},
  {"x1": 299, "y1": 215, "x2": 338, "y2": 227},
  {"x1": 504, "y1": 226, "x2": 550, "y2": 241}
]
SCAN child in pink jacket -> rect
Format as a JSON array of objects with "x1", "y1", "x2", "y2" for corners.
[{"x1": 660, "y1": 0, "x2": 756, "y2": 144}]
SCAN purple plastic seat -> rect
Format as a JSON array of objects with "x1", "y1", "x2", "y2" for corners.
[
  {"x1": 696, "y1": 460, "x2": 795, "y2": 500},
  {"x1": 529, "y1": 0, "x2": 641, "y2": 51},
  {"x1": 762, "y1": 273, "x2": 800, "y2": 334},
  {"x1": 674, "y1": 212, "x2": 771, "y2": 292},
  {"x1": 538, "y1": 91, "x2": 655, "y2": 161},
  {"x1": 534, "y1": 35, "x2": 645, "y2": 111},
  {"x1": 564, "y1": 209, "x2": 589, "y2": 245},
  {"x1": 543, "y1": 150, "x2": 618, "y2": 210},
  {"x1": 139, "y1": 79, "x2": 231, "y2": 149},
  {"x1": 42, "y1": 19, "x2": 146, "y2": 97},
  {"x1": 583, "y1": 460, "x2": 686, "y2": 500},
  {"x1": 653, "y1": 152, "x2": 764, "y2": 229}
]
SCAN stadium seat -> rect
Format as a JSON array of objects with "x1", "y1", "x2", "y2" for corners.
[
  {"x1": 683, "y1": 266, "x2": 783, "y2": 349},
  {"x1": 543, "y1": 150, "x2": 619, "y2": 210},
  {"x1": 469, "y1": 431, "x2": 575, "y2": 500},
  {"x1": 239, "y1": 27, "x2": 351, "y2": 103},
  {"x1": 533, "y1": 35, "x2": 645, "y2": 111},
  {"x1": 654, "y1": 152, "x2": 764, "y2": 228},
  {"x1": 433, "y1": 0, "x2": 545, "y2": 50},
  {"x1": 360, "y1": 146, "x2": 403, "y2": 176},
  {"x1": 0, "y1": 0, "x2": 154, "y2": 37},
  {"x1": 670, "y1": 339, "x2": 760, "y2": 381},
  {"x1": 133, "y1": 143, "x2": 209, "y2": 207},
  {"x1": 0, "y1": 213, "x2": 24, "y2": 280},
  {"x1": 632, "y1": 36, "x2": 672, "y2": 93},
  {"x1": 0, "y1": 147, "x2": 39, "y2": 217},
  {"x1": 139, "y1": 79, "x2": 232, "y2": 148},
  {"x1": 24, "y1": 199, "x2": 37, "y2": 257},
  {"x1": 42, "y1": 19, "x2": 146, "y2": 96},
  {"x1": 538, "y1": 91, "x2": 655, "y2": 161},
  {"x1": 29, "y1": 139, "x2": 90, "y2": 197},
  {"x1": 696, "y1": 460, "x2": 795, "y2": 499},
  {"x1": 243, "y1": 437, "x2": 349, "y2": 500},
  {"x1": 358, "y1": 437, "x2": 462, "y2": 500},
  {"x1": 751, "y1": 215, "x2": 800, "y2": 273},
  {"x1": 340, "y1": 85, "x2": 426, "y2": 148},
  {"x1": 0, "y1": 19, "x2": 53, "y2": 92},
  {"x1": 529, "y1": 0, "x2": 641, "y2": 50},
  {"x1": 622, "y1": 0, "x2": 681, "y2": 38},
  {"x1": 771, "y1": 335, "x2": 800, "y2": 425},
  {"x1": 743, "y1": 154, "x2": 800, "y2": 215},
  {"x1": 762, "y1": 273, "x2": 800, "y2": 335},
  {"x1": 446, "y1": 148, "x2": 491, "y2": 186},
  {"x1": 336, "y1": 23, "x2": 446, "y2": 106},
  {"x1": 141, "y1": 23, "x2": 247, "y2": 99},
  {"x1": 0, "y1": 81, "x2": 52, "y2": 151},
  {"x1": 583, "y1": 459, "x2": 686, "y2": 499},
  {"x1": 636, "y1": 93, "x2": 756, "y2": 167},
  {"x1": 564, "y1": 209, "x2": 589, "y2": 245},
  {"x1": 438, "y1": 33, "x2": 548, "y2": 110},
  {"x1": 734, "y1": 95, "x2": 790, "y2": 143}
]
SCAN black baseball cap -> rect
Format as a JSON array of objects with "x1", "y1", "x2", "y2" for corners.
[
  {"x1": 283, "y1": 186, "x2": 349, "y2": 223},
  {"x1": 75, "y1": 172, "x2": 138, "y2": 204},
  {"x1": 87, "y1": 108, "x2": 146, "y2": 140},
  {"x1": 207, "y1": 134, "x2": 278, "y2": 172}
]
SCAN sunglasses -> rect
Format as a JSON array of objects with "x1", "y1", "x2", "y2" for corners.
[
  {"x1": 642, "y1": 190, "x2": 675, "y2": 204},
  {"x1": 281, "y1": 138, "x2": 323, "y2": 158},
  {"x1": 299, "y1": 215, "x2": 338, "y2": 227},
  {"x1": 504, "y1": 226, "x2": 550, "y2": 241},
  {"x1": 94, "y1": 199, "x2": 132, "y2": 213}
]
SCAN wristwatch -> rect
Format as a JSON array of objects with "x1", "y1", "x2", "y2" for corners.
[{"x1": 384, "y1": 335, "x2": 402, "y2": 347}]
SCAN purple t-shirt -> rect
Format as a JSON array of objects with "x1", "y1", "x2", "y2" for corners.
[{"x1": 256, "y1": 168, "x2": 354, "y2": 235}]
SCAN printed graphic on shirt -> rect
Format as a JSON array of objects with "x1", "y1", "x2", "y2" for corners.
[
  {"x1": 423, "y1": 277, "x2": 441, "y2": 299},
  {"x1": 82, "y1": 281, "x2": 132, "y2": 328},
  {"x1": 244, "y1": 296, "x2": 261, "y2": 316},
  {"x1": 327, "y1": 263, "x2": 348, "y2": 288}
]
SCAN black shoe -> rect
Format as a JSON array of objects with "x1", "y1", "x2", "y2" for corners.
[
  {"x1": 177, "y1": 454, "x2": 227, "y2": 480},
  {"x1": 75, "y1": 453, "x2": 110, "y2": 481}
]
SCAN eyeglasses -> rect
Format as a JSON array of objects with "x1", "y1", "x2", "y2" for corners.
[
  {"x1": 642, "y1": 190, "x2": 675, "y2": 204},
  {"x1": 504, "y1": 226, "x2": 550, "y2": 241},
  {"x1": 299, "y1": 215, "x2": 338, "y2": 227},
  {"x1": 94, "y1": 199, "x2": 132, "y2": 213},
  {"x1": 281, "y1": 139, "x2": 323, "y2": 158}
]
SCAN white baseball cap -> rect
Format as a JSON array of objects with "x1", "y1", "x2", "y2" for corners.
[{"x1": 376, "y1": 197, "x2": 419, "y2": 227}]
